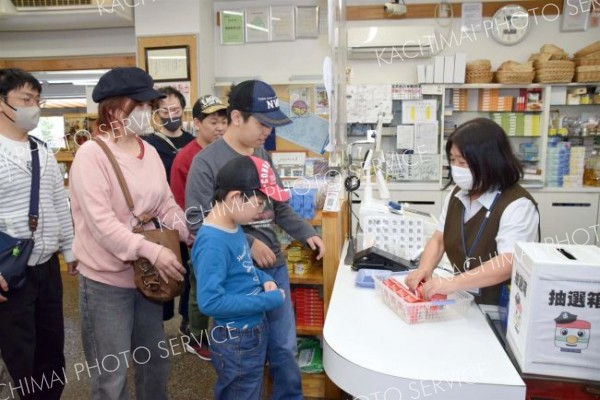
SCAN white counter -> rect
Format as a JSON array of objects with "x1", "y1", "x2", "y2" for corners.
[{"x1": 323, "y1": 242, "x2": 526, "y2": 400}]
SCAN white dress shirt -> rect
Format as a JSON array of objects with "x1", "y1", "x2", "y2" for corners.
[{"x1": 437, "y1": 186, "x2": 539, "y2": 254}]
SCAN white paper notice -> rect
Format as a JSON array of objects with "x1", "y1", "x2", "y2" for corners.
[
  {"x1": 461, "y1": 3, "x2": 483, "y2": 32},
  {"x1": 401, "y1": 99, "x2": 437, "y2": 124},
  {"x1": 414, "y1": 122, "x2": 439, "y2": 154},
  {"x1": 396, "y1": 125, "x2": 414, "y2": 150},
  {"x1": 346, "y1": 85, "x2": 393, "y2": 124}
]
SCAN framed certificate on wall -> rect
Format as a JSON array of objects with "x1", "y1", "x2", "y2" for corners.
[
  {"x1": 270, "y1": 6, "x2": 295, "y2": 41},
  {"x1": 145, "y1": 46, "x2": 190, "y2": 82},
  {"x1": 295, "y1": 6, "x2": 319, "y2": 38},
  {"x1": 245, "y1": 7, "x2": 270, "y2": 43},
  {"x1": 221, "y1": 9, "x2": 245, "y2": 44}
]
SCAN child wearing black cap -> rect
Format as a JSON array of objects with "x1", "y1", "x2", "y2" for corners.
[
  {"x1": 192, "y1": 155, "x2": 287, "y2": 400},
  {"x1": 186, "y1": 80, "x2": 324, "y2": 399}
]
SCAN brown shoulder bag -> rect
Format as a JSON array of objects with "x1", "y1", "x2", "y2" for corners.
[{"x1": 94, "y1": 138, "x2": 183, "y2": 302}]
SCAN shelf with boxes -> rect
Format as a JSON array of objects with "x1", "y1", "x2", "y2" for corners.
[
  {"x1": 546, "y1": 83, "x2": 600, "y2": 188},
  {"x1": 444, "y1": 84, "x2": 546, "y2": 186},
  {"x1": 268, "y1": 201, "x2": 347, "y2": 399}
]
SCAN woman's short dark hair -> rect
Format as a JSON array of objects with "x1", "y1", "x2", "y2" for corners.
[
  {"x1": 446, "y1": 118, "x2": 523, "y2": 194},
  {"x1": 0, "y1": 68, "x2": 42, "y2": 97}
]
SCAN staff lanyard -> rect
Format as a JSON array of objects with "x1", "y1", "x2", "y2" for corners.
[{"x1": 460, "y1": 192, "x2": 501, "y2": 269}]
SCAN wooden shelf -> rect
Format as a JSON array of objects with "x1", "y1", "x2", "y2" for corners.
[
  {"x1": 301, "y1": 372, "x2": 326, "y2": 398},
  {"x1": 296, "y1": 325, "x2": 323, "y2": 336},
  {"x1": 310, "y1": 210, "x2": 322, "y2": 226},
  {"x1": 290, "y1": 267, "x2": 323, "y2": 285},
  {"x1": 264, "y1": 369, "x2": 327, "y2": 399}
]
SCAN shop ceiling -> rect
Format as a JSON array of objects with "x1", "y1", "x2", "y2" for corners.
[{"x1": 0, "y1": 0, "x2": 133, "y2": 31}]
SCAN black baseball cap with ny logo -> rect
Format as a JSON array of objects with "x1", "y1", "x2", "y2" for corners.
[{"x1": 227, "y1": 80, "x2": 293, "y2": 128}]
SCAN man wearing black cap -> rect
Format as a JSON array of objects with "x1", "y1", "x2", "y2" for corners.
[{"x1": 186, "y1": 80, "x2": 325, "y2": 399}]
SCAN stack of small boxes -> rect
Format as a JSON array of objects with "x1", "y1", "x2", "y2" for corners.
[
  {"x1": 524, "y1": 114, "x2": 541, "y2": 136},
  {"x1": 478, "y1": 89, "x2": 499, "y2": 111},
  {"x1": 546, "y1": 141, "x2": 571, "y2": 187},
  {"x1": 292, "y1": 287, "x2": 324, "y2": 328},
  {"x1": 563, "y1": 146, "x2": 586, "y2": 188},
  {"x1": 452, "y1": 89, "x2": 469, "y2": 111},
  {"x1": 491, "y1": 113, "x2": 541, "y2": 136}
]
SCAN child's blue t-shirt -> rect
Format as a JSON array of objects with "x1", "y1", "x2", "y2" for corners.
[{"x1": 192, "y1": 223, "x2": 284, "y2": 329}]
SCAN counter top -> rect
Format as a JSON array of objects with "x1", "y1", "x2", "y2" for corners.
[{"x1": 323, "y1": 241, "x2": 526, "y2": 399}]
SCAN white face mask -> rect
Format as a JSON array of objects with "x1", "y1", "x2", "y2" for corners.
[
  {"x1": 3, "y1": 104, "x2": 41, "y2": 133},
  {"x1": 124, "y1": 109, "x2": 152, "y2": 135},
  {"x1": 451, "y1": 165, "x2": 473, "y2": 190}
]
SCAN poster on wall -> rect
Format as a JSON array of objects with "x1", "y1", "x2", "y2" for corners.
[
  {"x1": 289, "y1": 86, "x2": 312, "y2": 118},
  {"x1": 245, "y1": 7, "x2": 270, "y2": 42},
  {"x1": 221, "y1": 10, "x2": 245, "y2": 44},
  {"x1": 314, "y1": 85, "x2": 329, "y2": 115},
  {"x1": 270, "y1": 6, "x2": 295, "y2": 41},
  {"x1": 295, "y1": 6, "x2": 319, "y2": 38}
]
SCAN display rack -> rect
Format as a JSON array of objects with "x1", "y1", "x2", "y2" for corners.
[{"x1": 264, "y1": 200, "x2": 347, "y2": 399}]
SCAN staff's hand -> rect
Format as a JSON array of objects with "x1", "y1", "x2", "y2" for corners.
[
  {"x1": 305, "y1": 236, "x2": 325, "y2": 260},
  {"x1": 0, "y1": 275, "x2": 8, "y2": 303},
  {"x1": 154, "y1": 247, "x2": 185, "y2": 283},
  {"x1": 405, "y1": 268, "x2": 431, "y2": 292},
  {"x1": 251, "y1": 240, "x2": 276, "y2": 268},
  {"x1": 421, "y1": 275, "x2": 456, "y2": 300}
]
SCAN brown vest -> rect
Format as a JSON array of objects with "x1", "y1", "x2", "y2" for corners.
[{"x1": 443, "y1": 184, "x2": 537, "y2": 305}]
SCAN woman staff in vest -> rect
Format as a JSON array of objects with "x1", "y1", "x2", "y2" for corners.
[{"x1": 406, "y1": 118, "x2": 539, "y2": 305}]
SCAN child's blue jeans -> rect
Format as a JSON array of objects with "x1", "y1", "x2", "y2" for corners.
[{"x1": 210, "y1": 318, "x2": 268, "y2": 400}]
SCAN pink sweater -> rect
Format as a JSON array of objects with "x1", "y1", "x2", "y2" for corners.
[{"x1": 69, "y1": 139, "x2": 189, "y2": 288}]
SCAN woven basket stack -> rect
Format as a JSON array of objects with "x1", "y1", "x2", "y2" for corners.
[
  {"x1": 466, "y1": 59, "x2": 493, "y2": 84},
  {"x1": 495, "y1": 60, "x2": 535, "y2": 84},
  {"x1": 573, "y1": 41, "x2": 600, "y2": 83},
  {"x1": 531, "y1": 44, "x2": 575, "y2": 83}
]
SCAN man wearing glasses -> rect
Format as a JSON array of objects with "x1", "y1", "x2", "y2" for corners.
[{"x1": 0, "y1": 68, "x2": 77, "y2": 400}]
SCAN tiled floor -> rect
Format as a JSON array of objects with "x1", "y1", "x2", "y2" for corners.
[
  {"x1": 61, "y1": 272, "x2": 325, "y2": 400},
  {"x1": 61, "y1": 271, "x2": 218, "y2": 400}
]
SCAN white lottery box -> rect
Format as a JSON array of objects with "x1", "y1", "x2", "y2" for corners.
[{"x1": 507, "y1": 243, "x2": 600, "y2": 381}]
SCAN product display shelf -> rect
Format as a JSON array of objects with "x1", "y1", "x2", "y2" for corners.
[
  {"x1": 265, "y1": 200, "x2": 347, "y2": 399},
  {"x1": 444, "y1": 84, "x2": 548, "y2": 188}
]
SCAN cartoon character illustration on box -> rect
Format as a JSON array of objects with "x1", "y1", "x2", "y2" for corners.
[
  {"x1": 514, "y1": 293, "x2": 522, "y2": 333},
  {"x1": 554, "y1": 311, "x2": 591, "y2": 353}
]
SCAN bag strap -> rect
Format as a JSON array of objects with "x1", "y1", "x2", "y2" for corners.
[
  {"x1": 93, "y1": 138, "x2": 135, "y2": 213},
  {"x1": 152, "y1": 131, "x2": 178, "y2": 152},
  {"x1": 28, "y1": 138, "x2": 40, "y2": 235},
  {"x1": 93, "y1": 138, "x2": 156, "y2": 231}
]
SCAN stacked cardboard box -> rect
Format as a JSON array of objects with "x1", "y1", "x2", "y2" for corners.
[
  {"x1": 452, "y1": 89, "x2": 469, "y2": 111},
  {"x1": 292, "y1": 287, "x2": 324, "y2": 328},
  {"x1": 478, "y1": 89, "x2": 499, "y2": 111},
  {"x1": 523, "y1": 114, "x2": 541, "y2": 136}
]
